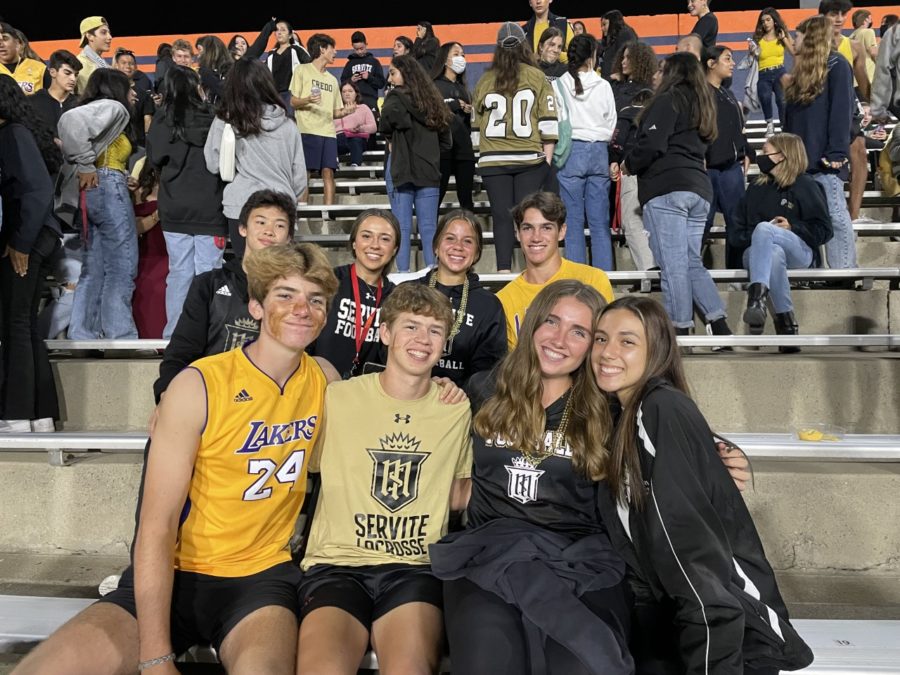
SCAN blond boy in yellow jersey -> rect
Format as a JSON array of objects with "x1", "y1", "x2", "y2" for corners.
[{"x1": 12, "y1": 244, "x2": 339, "y2": 675}]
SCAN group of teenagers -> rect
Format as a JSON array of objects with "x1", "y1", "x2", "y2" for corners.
[{"x1": 14, "y1": 187, "x2": 814, "y2": 675}]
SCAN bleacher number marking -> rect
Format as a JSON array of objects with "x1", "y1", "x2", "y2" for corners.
[
  {"x1": 243, "y1": 450, "x2": 306, "y2": 501},
  {"x1": 483, "y1": 90, "x2": 536, "y2": 139}
]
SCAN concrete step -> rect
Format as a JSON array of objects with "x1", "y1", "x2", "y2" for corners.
[{"x1": 0, "y1": 457, "x2": 897, "y2": 604}]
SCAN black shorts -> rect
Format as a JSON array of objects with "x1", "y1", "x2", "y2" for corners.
[
  {"x1": 298, "y1": 563, "x2": 442, "y2": 630},
  {"x1": 98, "y1": 562, "x2": 303, "y2": 653}
]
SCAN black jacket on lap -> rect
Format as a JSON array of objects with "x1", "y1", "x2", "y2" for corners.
[
  {"x1": 146, "y1": 106, "x2": 226, "y2": 237},
  {"x1": 154, "y1": 259, "x2": 258, "y2": 402}
]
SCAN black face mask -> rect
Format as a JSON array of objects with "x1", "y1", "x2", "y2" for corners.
[{"x1": 757, "y1": 154, "x2": 780, "y2": 175}]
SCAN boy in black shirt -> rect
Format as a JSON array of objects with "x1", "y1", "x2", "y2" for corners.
[
  {"x1": 688, "y1": 0, "x2": 718, "y2": 49},
  {"x1": 340, "y1": 31, "x2": 386, "y2": 118},
  {"x1": 30, "y1": 50, "x2": 80, "y2": 137}
]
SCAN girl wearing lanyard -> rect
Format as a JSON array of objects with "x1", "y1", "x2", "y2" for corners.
[
  {"x1": 307, "y1": 209, "x2": 400, "y2": 378},
  {"x1": 409, "y1": 209, "x2": 507, "y2": 386}
]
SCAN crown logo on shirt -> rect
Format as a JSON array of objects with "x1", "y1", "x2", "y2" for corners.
[{"x1": 234, "y1": 317, "x2": 259, "y2": 330}]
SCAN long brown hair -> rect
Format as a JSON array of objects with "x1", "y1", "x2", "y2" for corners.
[
  {"x1": 785, "y1": 15, "x2": 832, "y2": 105},
  {"x1": 474, "y1": 280, "x2": 612, "y2": 480},
  {"x1": 486, "y1": 41, "x2": 538, "y2": 97},
  {"x1": 648, "y1": 52, "x2": 717, "y2": 142},
  {"x1": 599, "y1": 296, "x2": 690, "y2": 509},
  {"x1": 389, "y1": 54, "x2": 452, "y2": 131}
]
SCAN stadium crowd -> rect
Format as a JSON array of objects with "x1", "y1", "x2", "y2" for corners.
[{"x1": 1, "y1": 0, "x2": 899, "y2": 672}]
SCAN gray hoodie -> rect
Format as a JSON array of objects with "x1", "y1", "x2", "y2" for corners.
[
  {"x1": 56, "y1": 99, "x2": 131, "y2": 225},
  {"x1": 871, "y1": 24, "x2": 900, "y2": 119},
  {"x1": 204, "y1": 104, "x2": 307, "y2": 219}
]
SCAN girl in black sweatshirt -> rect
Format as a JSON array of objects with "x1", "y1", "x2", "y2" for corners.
[
  {"x1": 729, "y1": 133, "x2": 832, "y2": 348},
  {"x1": 623, "y1": 53, "x2": 731, "y2": 337},
  {"x1": 704, "y1": 46, "x2": 755, "y2": 269},
  {"x1": 409, "y1": 210, "x2": 506, "y2": 386}
]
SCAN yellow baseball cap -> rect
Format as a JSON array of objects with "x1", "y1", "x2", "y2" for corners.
[{"x1": 79, "y1": 16, "x2": 107, "y2": 37}]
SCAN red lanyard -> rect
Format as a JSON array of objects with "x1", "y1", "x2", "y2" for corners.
[{"x1": 350, "y1": 264, "x2": 383, "y2": 369}]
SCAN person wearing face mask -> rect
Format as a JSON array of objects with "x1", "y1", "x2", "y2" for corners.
[
  {"x1": 431, "y1": 42, "x2": 476, "y2": 211},
  {"x1": 729, "y1": 133, "x2": 832, "y2": 347}
]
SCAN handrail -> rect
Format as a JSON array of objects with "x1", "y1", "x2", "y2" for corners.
[{"x1": 44, "y1": 334, "x2": 900, "y2": 352}]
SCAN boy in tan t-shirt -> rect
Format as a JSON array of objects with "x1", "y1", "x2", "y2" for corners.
[
  {"x1": 289, "y1": 32, "x2": 356, "y2": 206},
  {"x1": 297, "y1": 284, "x2": 472, "y2": 675}
]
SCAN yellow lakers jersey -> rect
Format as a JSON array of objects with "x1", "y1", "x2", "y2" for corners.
[
  {"x1": 175, "y1": 347, "x2": 326, "y2": 577},
  {"x1": 0, "y1": 59, "x2": 46, "y2": 95}
]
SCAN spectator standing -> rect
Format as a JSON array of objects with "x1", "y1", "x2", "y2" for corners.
[
  {"x1": 129, "y1": 160, "x2": 167, "y2": 339},
  {"x1": 749, "y1": 8, "x2": 795, "y2": 138},
  {"x1": 598, "y1": 10, "x2": 638, "y2": 81},
  {"x1": 609, "y1": 88, "x2": 656, "y2": 271},
  {"x1": 341, "y1": 31, "x2": 387, "y2": 119},
  {"x1": 147, "y1": 66, "x2": 226, "y2": 338},
  {"x1": 536, "y1": 27, "x2": 567, "y2": 81},
  {"x1": 572, "y1": 20, "x2": 586, "y2": 36},
  {"x1": 704, "y1": 46, "x2": 754, "y2": 270},
  {"x1": 228, "y1": 35, "x2": 249, "y2": 59},
  {"x1": 380, "y1": 55, "x2": 452, "y2": 272},
  {"x1": 431, "y1": 42, "x2": 477, "y2": 210},
  {"x1": 849, "y1": 9, "x2": 878, "y2": 85},
  {"x1": 608, "y1": 41, "x2": 657, "y2": 110},
  {"x1": 113, "y1": 49, "x2": 154, "y2": 149},
  {"x1": 290, "y1": 33, "x2": 356, "y2": 207},
  {"x1": 76, "y1": 17, "x2": 112, "y2": 94},
  {"x1": 731, "y1": 133, "x2": 832, "y2": 346},
  {"x1": 870, "y1": 21, "x2": 899, "y2": 120},
  {"x1": 153, "y1": 43, "x2": 173, "y2": 92},
  {"x1": 195, "y1": 36, "x2": 234, "y2": 105},
  {"x1": 0, "y1": 23, "x2": 46, "y2": 95},
  {"x1": 58, "y1": 69, "x2": 137, "y2": 340},
  {"x1": 0, "y1": 76, "x2": 63, "y2": 433},
  {"x1": 556, "y1": 34, "x2": 617, "y2": 270},
  {"x1": 171, "y1": 39, "x2": 194, "y2": 69},
  {"x1": 524, "y1": 0, "x2": 571, "y2": 64},
  {"x1": 29, "y1": 50, "x2": 81, "y2": 137},
  {"x1": 413, "y1": 21, "x2": 441, "y2": 73},
  {"x1": 622, "y1": 52, "x2": 732, "y2": 337},
  {"x1": 265, "y1": 20, "x2": 311, "y2": 111},
  {"x1": 688, "y1": 0, "x2": 718, "y2": 50},
  {"x1": 334, "y1": 82, "x2": 376, "y2": 167},
  {"x1": 206, "y1": 59, "x2": 306, "y2": 260},
  {"x1": 474, "y1": 22, "x2": 558, "y2": 273},
  {"x1": 784, "y1": 15, "x2": 856, "y2": 269}
]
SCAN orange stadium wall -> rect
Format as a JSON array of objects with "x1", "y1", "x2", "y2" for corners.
[{"x1": 28, "y1": 6, "x2": 900, "y2": 83}]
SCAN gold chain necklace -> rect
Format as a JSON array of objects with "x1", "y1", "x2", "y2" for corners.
[
  {"x1": 428, "y1": 272, "x2": 469, "y2": 340},
  {"x1": 520, "y1": 390, "x2": 574, "y2": 466}
]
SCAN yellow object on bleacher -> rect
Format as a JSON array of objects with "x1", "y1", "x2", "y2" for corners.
[{"x1": 798, "y1": 428, "x2": 841, "y2": 442}]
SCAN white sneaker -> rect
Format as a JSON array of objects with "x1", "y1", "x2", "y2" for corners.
[
  {"x1": 851, "y1": 216, "x2": 883, "y2": 225},
  {"x1": 31, "y1": 418, "x2": 56, "y2": 432},
  {"x1": 0, "y1": 419, "x2": 32, "y2": 433},
  {"x1": 98, "y1": 574, "x2": 121, "y2": 597},
  {"x1": 765, "y1": 121, "x2": 775, "y2": 138}
]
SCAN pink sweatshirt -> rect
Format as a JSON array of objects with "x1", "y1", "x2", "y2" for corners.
[{"x1": 334, "y1": 105, "x2": 377, "y2": 139}]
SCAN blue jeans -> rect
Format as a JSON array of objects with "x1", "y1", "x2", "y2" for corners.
[
  {"x1": 643, "y1": 192, "x2": 726, "y2": 329},
  {"x1": 743, "y1": 221, "x2": 813, "y2": 314},
  {"x1": 812, "y1": 173, "x2": 857, "y2": 269},
  {"x1": 705, "y1": 162, "x2": 747, "y2": 269},
  {"x1": 757, "y1": 65, "x2": 786, "y2": 123},
  {"x1": 386, "y1": 156, "x2": 439, "y2": 272},
  {"x1": 162, "y1": 232, "x2": 224, "y2": 339},
  {"x1": 68, "y1": 169, "x2": 139, "y2": 339},
  {"x1": 337, "y1": 135, "x2": 367, "y2": 166},
  {"x1": 558, "y1": 141, "x2": 613, "y2": 270}
]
